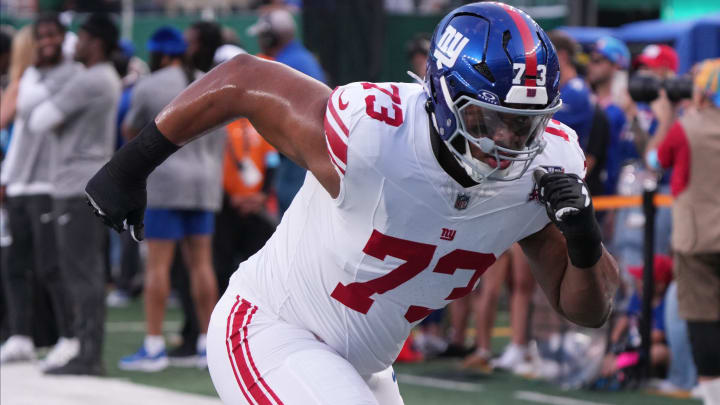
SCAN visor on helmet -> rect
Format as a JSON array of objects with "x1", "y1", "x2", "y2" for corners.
[{"x1": 445, "y1": 94, "x2": 561, "y2": 182}]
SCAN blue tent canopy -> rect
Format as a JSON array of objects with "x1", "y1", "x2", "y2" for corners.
[
  {"x1": 559, "y1": 13, "x2": 720, "y2": 73},
  {"x1": 555, "y1": 26, "x2": 616, "y2": 46},
  {"x1": 617, "y1": 14, "x2": 720, "y2": 72}
]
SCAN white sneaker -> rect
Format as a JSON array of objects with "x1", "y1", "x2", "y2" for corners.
[
  {"x1": 462, "y1": 348, "x2": 494, "y2": 374},
  {"x1": 413, "y1": 333, "x2": 448, "y2": 357},
  {"x1": 41, "y1": 337, "x2": 79, "y2": 370},
  {"x1": 512, "y1": 341, "x2": 544, "y2": 378},
  {"x1": 0, "y1": 335, "x2": 36, "y2": 364},
  {"x1": 119, "y1": 346, "x2": 169, "y2": 372},
  {"x1": 698, "y1": 378, "x2": 720, "y2": 405},
  {"x1": 196, "y1": 348, "x2": 207, "y2": 369},
  {"x1": 691, "y1": 384, "x2": 704, "y2": 399},
  {"x1": 106, "y1": 290, "x2": 131, "y2": 308},
  {"x1": 493, "y1": 343, "x2": 528, "y2": 371}
]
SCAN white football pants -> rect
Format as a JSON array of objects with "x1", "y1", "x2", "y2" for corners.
[{"x1": 207, "y1": 288, "x2": 405, "y2": 405}]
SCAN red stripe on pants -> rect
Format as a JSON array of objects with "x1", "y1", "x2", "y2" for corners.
[
  {"x1": 242, "y1": 305, "x2": 284, "y2": 404},
  {"x1": 226, "y1": 296, "x2": 284, "y2": 405},
  {"x1": 225, "y1": 298, "x2": 255, "y2": 403}
]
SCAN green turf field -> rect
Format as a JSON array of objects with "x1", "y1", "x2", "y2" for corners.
[{"x1": 104, "y1": 300, "x2": 700, "y2": 405}]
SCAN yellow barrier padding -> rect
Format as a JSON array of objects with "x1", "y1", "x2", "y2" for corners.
[{"x1": 592, "y1": 194, "x2": 673, "y2": 211}]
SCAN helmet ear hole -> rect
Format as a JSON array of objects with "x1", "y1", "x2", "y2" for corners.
[
  {"x1": 473, "y1": 62, "x2": 495, "y2": 83},
  {"x1": 501, "y1": 31, "x2": 513, "y2": 64},
  {"x1": 424, "y1": 99, "x2": 433, "y2": 113}
]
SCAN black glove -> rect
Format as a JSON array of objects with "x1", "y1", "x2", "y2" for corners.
[
  {"x1": 86, "y1": 164, "x2": 146, "y2": 242},
  {"x1": 533, "y1": 169, "x2": 602, "y2": 268},
  {"x1": 85, "y1": 121, "x2": 179, "y2": 242}
]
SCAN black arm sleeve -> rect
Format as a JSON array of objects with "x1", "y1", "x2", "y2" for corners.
[{"x1": 107, "y1": 120, "x2": 180, "y2": 186}]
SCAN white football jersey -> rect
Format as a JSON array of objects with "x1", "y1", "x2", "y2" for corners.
[{"x1": 229, "y1": 82, "x2": 585, "y2": 375}]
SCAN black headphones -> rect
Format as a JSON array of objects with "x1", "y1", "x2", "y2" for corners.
[{"x1": 258, "y1": 30, "x2": 279, "y2": 50}]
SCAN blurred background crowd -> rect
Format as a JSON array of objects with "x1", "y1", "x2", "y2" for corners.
[{"x1": 0, "y1": 0, "x2": 719, "y2": 404}]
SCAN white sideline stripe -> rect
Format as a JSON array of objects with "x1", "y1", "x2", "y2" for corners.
[
  {"x1": 0, "y1": 363, "x2": 222, "y2": 405},
  {"x1": 105, "y1": 321, "x2": 181, "y2": 333},
  {"x1": 397, "y1": 374, "x2": 483, "y2": 392},
  {"x1": 514, "y1": 391, "x2": 612, "y2": 405}
]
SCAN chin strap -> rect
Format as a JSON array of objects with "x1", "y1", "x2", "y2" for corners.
[
  {"x1": 462, "y1": 143, "x2": 481, "y2": 180},
  {"x1": 407, "y1": 70, "x2": 431, "y2": 97}
]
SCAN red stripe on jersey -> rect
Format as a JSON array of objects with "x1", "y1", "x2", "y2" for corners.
[
  {"x1": 225, "y1": 298, "x2": 254, "y2": 404},
  {"x1": 324, "y1": 115, "x2": 348, "y2": 165},
  {"x1": 545, "y1": 125, "x2": 569, "y2": 141},
  {"x1": 502, "y1": 4, "x2": 538, "y2": 87},
  {"x1": 328, "y1": 95, "x2": 349, "y2": 136},
  {"x1": 551, "y1": 119, "x2": 561, "y2": 126}
]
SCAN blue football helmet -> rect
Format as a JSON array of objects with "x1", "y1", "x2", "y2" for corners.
[{"x1": 423, "y1": 2, "x2": 562, "y2": 183}]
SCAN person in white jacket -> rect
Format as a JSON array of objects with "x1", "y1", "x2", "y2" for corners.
[{"x1": 0, "y1": 13, "x2": 81, "y2": 370}]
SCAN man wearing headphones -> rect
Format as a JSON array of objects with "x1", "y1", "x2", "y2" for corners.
[{"x1": 247, "y1": 9, "x2": 325, "y2": 217}]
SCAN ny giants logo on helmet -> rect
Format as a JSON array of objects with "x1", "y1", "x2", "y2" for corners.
[{"x1": 433, "y1": 25, "x2": 469, "y2": 69}]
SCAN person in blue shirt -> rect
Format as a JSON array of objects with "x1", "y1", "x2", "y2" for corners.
[
  {"x1": 548, "y1": 31, "x2": 593, "y2": 149},
  {"x1": 248, "y1": 8, "x2": 326, "y2": 216},
  {"x1": 587, "y1": 36, "x2": 630, "y2": 195},
  {"x1": 550, "y1": 31, "x2": 610, "y2": 196}
]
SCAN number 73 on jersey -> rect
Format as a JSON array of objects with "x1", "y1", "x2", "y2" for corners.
[{"x1": 331, "y1": 230, "x2": 496, "y2": 323}]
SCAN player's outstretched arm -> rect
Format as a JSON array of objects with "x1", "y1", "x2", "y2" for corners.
[
  {"x1": 85, "y1": 54, "x2": 337, "y2": 240},
  {"x1": 519, "y1": 171, "x2": 619, "y2": 328},
  {"x1": 155, "y1": 54, "x2": 336, "y2": 193}
]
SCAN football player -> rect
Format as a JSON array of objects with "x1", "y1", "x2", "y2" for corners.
[{"x1": 86, "y1": 3, "x2": 619, "y2": 403}]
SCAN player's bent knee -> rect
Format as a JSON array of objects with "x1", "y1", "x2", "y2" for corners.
[{"x1": 267, "y1": 349, "x2": 380, "y2": 405}]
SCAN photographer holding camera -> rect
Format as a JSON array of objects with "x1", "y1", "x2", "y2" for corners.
[
  {"x1": 625, "y1": 45, "x2": 692, "y2": 156},
  {"x1": 646, "y1": 58, "x2": 720, "y2": 404},
  {"x1": 615, "y1": 45, "x2": 685, "y2": 264}
]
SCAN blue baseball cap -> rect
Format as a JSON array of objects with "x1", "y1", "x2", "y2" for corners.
[
  {"x1": 119, "y1": 39, "x2": 135, "y2": 58},
  {"x1": 594, "y1": 36, "x2": 630, "y2": 69},
  {"x1": 147, "y1": 26, "x2": 187, "y2": 56}
]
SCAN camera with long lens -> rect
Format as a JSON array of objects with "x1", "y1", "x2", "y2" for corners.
[{"x1": 628, "y1": 74, "x2": 693, "y2": 103}]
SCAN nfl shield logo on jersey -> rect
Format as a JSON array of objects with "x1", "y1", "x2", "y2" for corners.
[
  {"x1": 454, "y1": 193, "x2": 470, "y2": 210},
  {"x1": 541, "y1": 165, "x2": 565, "y2": 174}
]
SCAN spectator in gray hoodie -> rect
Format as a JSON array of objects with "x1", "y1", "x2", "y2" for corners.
[
  {"x1": 0, "y1": 14, "x2": 80, "y2": 370},
  {"x1": 29, "y1": 13, "x2": 122, "y2": 376}
]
